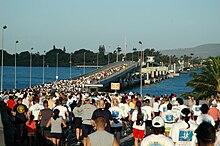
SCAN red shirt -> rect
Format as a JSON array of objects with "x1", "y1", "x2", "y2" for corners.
[{"x1": 7, "y1": 99, "x2": 16, "y2": 109}]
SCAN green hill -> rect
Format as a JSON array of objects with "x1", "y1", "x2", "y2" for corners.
[{"x1": 161, "y1": 43, "x2": 220, "y2": 58}]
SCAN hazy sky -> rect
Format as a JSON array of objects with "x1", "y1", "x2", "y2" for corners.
[{"x1": 0, "y1": 0, "x2": 220, "y2": 54}]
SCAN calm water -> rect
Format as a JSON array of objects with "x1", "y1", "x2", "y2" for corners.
[{"x1": 1, "y1": 66, "x2": 196, "y2": 97}]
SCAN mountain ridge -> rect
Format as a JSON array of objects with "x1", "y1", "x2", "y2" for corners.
[{"x1": 160, "y1": 43, "x2": 220, "y2": 58}]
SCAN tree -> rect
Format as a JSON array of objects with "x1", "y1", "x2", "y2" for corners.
[
  {"x1": 98, "y1": 45, "x2": 105, "y2": 55},
  {"x1": 184, "y1": 57, "x2": 220, "y2": 99}
]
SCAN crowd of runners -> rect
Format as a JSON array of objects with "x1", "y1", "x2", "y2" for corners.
[{"x1": 1, "y1": 88, "x2": 220, "y2": 146}]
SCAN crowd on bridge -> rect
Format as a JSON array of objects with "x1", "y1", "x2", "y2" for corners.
[
  {"x1": 0, "y1": 61, "x2": 220, "y2": 146},
  {"x1": 1, "y1": 87, "x2": 220, "y2": 146}
]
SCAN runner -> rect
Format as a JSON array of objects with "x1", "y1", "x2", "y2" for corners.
[
  {"x1": 86, "y1": 117, "x2": 119, "y2": 146},
  {"x1": 169, "y1": 108, "x2": 198, "y2": 146},
  {"x1": 72, "y1": 99, "x2": 83, "y2": 145},
  {"x1": 141, "y1": 116, "x2": 174, "y2": 146},
  {"x1": 132, "y1": 100, "x2": 147, "y2": 146},
  {"x1": 46, "y1": 109, "x2": 67, "y2": 146},
  {"x1": 196, "y1": 104, "x2": 215, "y2": 126},
  {"x1": 109, "y1": 98, "x2": 125, "y2": 144},
  {"x1": 162, "y1": 103, "x2": 178, "y2": 136}
]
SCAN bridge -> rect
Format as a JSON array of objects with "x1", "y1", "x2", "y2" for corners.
[{"x1": 72, "y1": 59, "x2": 170, "y2": 92}]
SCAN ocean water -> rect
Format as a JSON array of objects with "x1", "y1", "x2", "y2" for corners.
[{"x1": 1, "y1": 66, "x2": 197, "y2": 97}]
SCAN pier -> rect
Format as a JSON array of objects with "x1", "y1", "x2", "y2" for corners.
[{"x1": 73, "y1": 56, "x2": 180, "y2": 92}]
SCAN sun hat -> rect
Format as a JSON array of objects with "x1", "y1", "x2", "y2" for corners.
[{"x1": 152, "y1": 116, "x2": 165, "y2": 128}]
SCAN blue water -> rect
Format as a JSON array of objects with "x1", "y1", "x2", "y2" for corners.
[
  {"x1": 123, "y1": 72, "x2": 194, "y2": 97},
  {"x1": 1, "y1": 66, "x2": 95, "y2": 90},
  {"x1": 1, "y1": 66, "x2": 196, "y2": 97}
]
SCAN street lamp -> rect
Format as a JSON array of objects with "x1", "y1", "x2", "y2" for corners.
[
  {"x1": 69, "y1": 53, "x2": 72, "y2": 78},
  {"x1": 14, "y1": 40, "x2": 19, "y2": 89},
  {"x1": 84, "y1": 52, "x2": 86, "y2": 74},
  {"x1": 56, "y1": 53, "x2": 59, "y2": 80},
  {"x1": 43, "y1": 51, "x2": 46, "y2": 84},
  {"x1": 97, "y1": 53, "x2": 99, "y2": 69},
  {"x1": 1, "y1": 25, "x2": 7, "y2": 91},
  {"x1": 138, "y1": 41, "x2": 143, "y2": 97},
  {"x1": 29, "y1": 48, "x2": 33, "y2": 88}
]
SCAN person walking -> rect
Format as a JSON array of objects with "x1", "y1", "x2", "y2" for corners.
[
  {"x1": 109, "y1": 98, "x2": 125, "y2": 144},
  {"x1": 169, "y1": 108, "x2": 198, "y2": 146},
  {"x1": 141, "y1": 116, "x2": 174, "y2": 146},
  {"x1": 26, "y1": 115, "x2": 36, "y2": 146},
  {"x1": 12, "y1": 98, "x2": 28, "y2": 142},
  {"x1": 132, "y1": 100, "x2": 147, "y2": 146},
  {"x1": 46, "y1": 109, "x2": 67, "y2": 146},
  {"x1": 86, "y1": 117, "x2": 119, "y2": 146},
  {"x1": 72, "y1": 99, "x2": 83, "y2": 145},
  {"x1": 80, "y1": 96, "x2": 96, "y2": 146}
]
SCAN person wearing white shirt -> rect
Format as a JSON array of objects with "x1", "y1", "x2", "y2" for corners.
[
  {"x1": 132, "y1": 101, "x2": 148, "y2": 146},
  {"x1": 53, "y1": 99, "x2": 69, "y2": 121},
  {"x1": 196, "y1": 104, "x2": 215, "y2": 126},
  {"x1": 141, "y1": 116, "x2": 174, "y2": 146},
  {"x1": 109, "y1": 98, "x2": 125, "y2": 144},
  {"x1": 169, "y1": 108, "x2": 198, "y2": 146},
  {"x1": 191, "y1": 99, "x2": 201, "y2": 121},
  {"x1": 119, "y1": 96, "x2": 131, "y2": 136},
  {"x1": 142, "y1": 99, "x2": 154, "y2": 136},
  {"x1": 162, "y1": 103, "x2": 178, "y2": 136},
  {"x1": 28, "y1": 97, "x2": 44, "y2": 121}
]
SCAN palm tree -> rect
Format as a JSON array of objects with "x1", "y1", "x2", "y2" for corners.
[{"x1": 185, "y1": 57, "x2": 220, "y2": 99}]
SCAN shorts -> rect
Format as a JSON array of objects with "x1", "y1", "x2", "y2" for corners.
[
  {"x1": 133, "y1": 128, "x2": 145, "y2": 139},
  {"x1": 74, "y1": 117, "x2": 82, "y2": 129},
  {"x1": 110, "y1": 127, "x2": 122, "y2": 134},
  {"x1": 82, "y1": 124, "x2": 93, "y2": 137},
  {"x1": 50, "y1": 133, "x2": 62, "y2": 139}
]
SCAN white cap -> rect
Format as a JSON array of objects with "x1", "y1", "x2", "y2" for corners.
[{"x1": 152, "y1": 116, "x2": 165, "y2": 128}]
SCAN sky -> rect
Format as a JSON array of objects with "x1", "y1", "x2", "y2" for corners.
[{"x1": 0, "y1": 0, "x2": 220, "y2": 54}]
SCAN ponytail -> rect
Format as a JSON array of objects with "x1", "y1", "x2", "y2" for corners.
[
  {"x1": 181, "y1": 108, "x2": 191, "y2": 129},
  {"x1": 136, "y1": 101, "x2": 143, "y2": 125}
]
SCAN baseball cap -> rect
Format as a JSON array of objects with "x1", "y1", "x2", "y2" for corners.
[{"x1": 152, "y1": 116, "x2": 165, "y2": 128}]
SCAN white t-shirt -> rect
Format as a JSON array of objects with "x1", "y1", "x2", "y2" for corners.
[
  {"x1": 141, "y1": 134, "x2": 175, "y2": 146},
  {"x1": 191, "y1": 105, "x2": 201, "y2": 116},
  {"x1": 29, "y1": 103, "x2": 44, "y2": 120},
  {"x1": 159, "y1": 103, "x2": 168, "y2": 114},
  {"x1": 142, "y1": 105, "x2": 153, "y2": 120},
  {"x1": 169, "y1": 120, "x2": 198, "y2": 146},
  {"x1": 119, "y1": 103, "x2": 131, "y2": 118},
  {"x1": 54, "y1": 105, "x2": 68, "y2": 120},
  {"x1": 153, "y1": 102, "x2": 159, "y2": 112},
  {"x1": 196, "y1": 114, "x2": 215, "y2": 126},
  {"x1": 172, "y1": 105, "x2": 181, "y2": 119},
  {"x1": 162, "y1": 110, "x2": 177, "y2": 131},
  {"x1": 132, "y1": 109, "x2": 147, "y2": 130},
  {"x1": 109, "y1": 106, "x2": 125, "y2": 127}
]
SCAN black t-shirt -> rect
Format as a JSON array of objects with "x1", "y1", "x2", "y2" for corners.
[
  {"x1": 92, "y1": 108, "x2": 113, "y2": 132},
  {"x1": 13, "y1": 103, "x2": 28, "y2": 124}
]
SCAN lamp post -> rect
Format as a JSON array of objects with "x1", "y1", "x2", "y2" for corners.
[
  {"x1": 1, "y1": 25, "x2": 7, "y2": 91},
  {"x1": 43, "y1": 51, "x2": 45, "y2": 84},
  {"x1": 97, "y1": 53, "x2": 99, "y2": 69},
  {"x1": 14, "y1": 40, "x2": 19, "y2": 89},
  {"x1": 29, "y1": 48, "x2": 33, "y2": 88},
  {"x1": 69, "y1": 53, "x2": 72, "y2": 78},
  {"x1": 56, "y1": 53, "x2": 59, "y2": 80},
  {"x1": 83, "y1": 52, "x2": 86, "y2": 74},
  {"x1": 138, "y1": 41, "x2": 143, "y2": 97}
]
